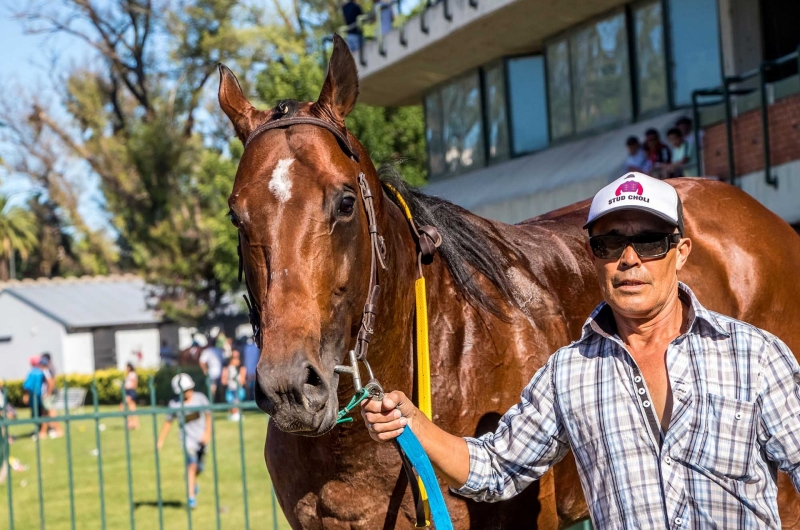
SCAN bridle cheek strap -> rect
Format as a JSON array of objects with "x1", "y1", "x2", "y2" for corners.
[{"x1": 355, "y1": 172, "x2": 387, "y2": 363}]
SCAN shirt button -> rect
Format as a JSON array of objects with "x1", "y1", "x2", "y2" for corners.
[
  {"x1": 664, "y1": 456, "x2": 673, "y2": 465},
  {"x1": 643, "y1": 400, "x2": 651, "y2": 408},
  {"x1": 634, "y1": 376, "x2": 642, "y2": 383},
  {"x1": 638, "y1": 388, "x2": 646, "y2": 395},
  {"x1": 675, "y1": 517, "x2": 683, "y2": 525},
  {"x1": 735, "y1": 412, "x2": 742, "y2": 420}
]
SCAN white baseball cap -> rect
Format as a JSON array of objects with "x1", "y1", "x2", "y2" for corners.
[
  {"x1": 171, "y1": 373, "x2": 195, "y2": 394},
  {"x1": 584, "y1": 172, "x2": 684, "y2": 234}
]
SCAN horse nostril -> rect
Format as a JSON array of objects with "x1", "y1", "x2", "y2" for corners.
[{"x1": 305, "y1": 365, "x2": 323, "y2": 387}]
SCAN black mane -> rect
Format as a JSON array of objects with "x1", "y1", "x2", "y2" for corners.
[{"x1": 379, "y1": 166, "x2": 519, "y2": 318}]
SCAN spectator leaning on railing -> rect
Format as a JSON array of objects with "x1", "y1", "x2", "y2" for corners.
[{"x1": 342, "y1": 0, "x2": 364, "y2": 51}]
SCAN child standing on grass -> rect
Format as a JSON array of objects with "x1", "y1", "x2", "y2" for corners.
[
  {"x1": 122, "y1": 363, "x2": 140, "y2": 430},
  {"x1": 156, "y1": 373, "x2": 211, "y2": 509}
]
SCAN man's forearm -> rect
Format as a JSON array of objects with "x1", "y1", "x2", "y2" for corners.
[{"x1": 411, "y1": 412, "x2": 471, "y2": 489}]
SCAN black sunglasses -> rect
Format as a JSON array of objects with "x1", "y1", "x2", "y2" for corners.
[{"x1": 589, "y1": 232, "x2": 682, "y2": 260}]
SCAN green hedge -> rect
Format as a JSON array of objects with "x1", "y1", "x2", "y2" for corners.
[{"x1": 1, "y1": 365, "x2": 210, "y2": 407}]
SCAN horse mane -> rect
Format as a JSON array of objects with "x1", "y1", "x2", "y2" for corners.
[{"x1": 379, "y1": 166, "x2": 519, "y2": 318}]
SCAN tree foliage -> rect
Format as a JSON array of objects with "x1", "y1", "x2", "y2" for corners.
[{"x1": 0, "y1": 0, "x2": 426, "y2": 323}]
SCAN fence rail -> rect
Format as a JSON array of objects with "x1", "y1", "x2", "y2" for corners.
[{"x1": 0, "y1": 375, "x2": 288, "y2": 530}]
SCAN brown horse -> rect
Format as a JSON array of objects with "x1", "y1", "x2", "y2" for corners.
[{"x1": 219, "y1": 35, "x2": 800, "y2": 529}]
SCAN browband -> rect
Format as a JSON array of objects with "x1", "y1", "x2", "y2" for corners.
[{"x1": 244, "y1": 116, "x2": 360, "y2": 162}]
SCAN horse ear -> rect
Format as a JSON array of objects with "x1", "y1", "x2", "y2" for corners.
[
  {"x1": 218, "y1": 64, "x2": 258, "y2": 143},
  {"x1": 315, "y1": 34, "x2": 359, "y2": 125}
]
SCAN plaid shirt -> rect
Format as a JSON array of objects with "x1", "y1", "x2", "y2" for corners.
[{"x1": 455, "y1": 283, "x2": 800, "y2": 529}]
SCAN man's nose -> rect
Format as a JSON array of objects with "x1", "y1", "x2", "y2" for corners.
[{"x1": 619, "y1": 244, "x2": 641, "y2": 266}]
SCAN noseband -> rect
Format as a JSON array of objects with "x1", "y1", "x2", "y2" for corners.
[{"x1": 237, "y1": 115, "x2": 387, "y2": 386}]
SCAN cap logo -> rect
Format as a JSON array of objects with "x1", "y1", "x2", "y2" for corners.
[{"x1": 615, "y1": 180, "x2": 643, "y2": 196}]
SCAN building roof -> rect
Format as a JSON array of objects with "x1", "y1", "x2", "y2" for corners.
[
  {"x1": 0, "y1": 275, "x2": 162, "y2": 330},
  {"x1": 424, "y1": 110, "x2": 685, "y2": 219}
]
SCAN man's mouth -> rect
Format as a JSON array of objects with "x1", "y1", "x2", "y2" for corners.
[{"x1": 614, "y1": 279, "x2": 647, "y2": 288}]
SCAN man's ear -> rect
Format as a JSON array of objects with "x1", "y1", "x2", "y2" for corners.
[{"x1": 675, "y1": 237, "x2": 692, "y2": 272}]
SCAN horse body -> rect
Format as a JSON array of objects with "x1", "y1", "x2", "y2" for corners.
[
  {"x1": 219, "y1": 35, "x2": 800, "y2": 529},
  {"x1": 264, "y1": 175, "x2": 800, "y2": 529}
]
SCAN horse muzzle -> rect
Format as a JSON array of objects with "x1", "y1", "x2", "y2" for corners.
[{"x1": 255, "y1": 358, "x2": 338, "y2": 435}]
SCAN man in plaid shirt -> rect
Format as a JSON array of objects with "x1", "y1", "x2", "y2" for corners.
[{"x1": 362, "y1": 172, "x2": 800, "y2": 528}]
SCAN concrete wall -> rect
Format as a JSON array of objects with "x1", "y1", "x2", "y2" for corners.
[
  {"x1": 115, "y1": 328, "x2": 161, "y2": 370},
  {"x1": 738, "y1": 159, "x2": 800, "y2": 225},
  {"x1": 61, "y1": 332, "x2": 95, "y2": 375},
  {"x1": 0, "y1": 293, "x2": 64, "y2": 381}
]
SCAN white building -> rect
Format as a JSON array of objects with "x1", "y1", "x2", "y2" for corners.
[
  {"x1": 354, "y1": 0, "x2": 800, "y2": 228},
  {"x1": 0, "y1": 275, "x2": 180, "y2": 380}
]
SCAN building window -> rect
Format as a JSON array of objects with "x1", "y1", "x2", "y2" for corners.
[
  {"x1": 546, "y1": 40, "x2": 574, "y2": 140},
  {"x1": 634, "y1": 0, "x2": 668, "y2": 114},
  {"x1": 482, "y1": 62, "x2": 510, "y2": 163},
  {"x1": 668, "y1": 0, "x2": 723, "y2": 106},
  {"x1": 425, "y1": 92, "x2": 445, "y2": 176},
  {"x1": 507, "y1": 55, "x2": 549, "y2": 155},
  {"x1": 570, "y1": 11, "x2": 632, "y2": 133}
]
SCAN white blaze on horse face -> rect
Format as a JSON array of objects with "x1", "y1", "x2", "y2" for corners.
[{"x1": 268, "y1": 158, "x2": 295, "y2": 203}]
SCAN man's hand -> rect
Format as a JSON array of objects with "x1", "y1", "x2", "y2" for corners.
[{"x1": 361, "y1": 390, "x2": 418, "y2": 442}]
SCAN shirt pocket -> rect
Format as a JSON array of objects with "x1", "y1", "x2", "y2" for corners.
[{"x1": 691, "y1": 393, "x2": 758, "y2": 482}]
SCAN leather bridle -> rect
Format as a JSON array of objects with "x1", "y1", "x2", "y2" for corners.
[{"x1": 237, "y1": 114, "x2": 387, "y2": 384}]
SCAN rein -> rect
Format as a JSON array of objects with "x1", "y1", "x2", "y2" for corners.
[{"x1": 237, "y1": 114, "x2": 450, "y2": 529}]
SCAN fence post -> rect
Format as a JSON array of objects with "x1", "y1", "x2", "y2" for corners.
[
  {"x1": 33, "y1": 392, "x2": 45, "y2": 530},
  {"x1": 148, "y1": 377, "x2": 164, "y2": 530},
  {"x1": 236, "y1": 378, "x2": 250, "y2": 530},
  {"x1": 205, "y1": 375, "x2": 222, "y2": 530},
  {"x1": 122, "y1": 381, "x2": 136, "y2": 529},
  {"x1": 177, "y1": 372, "x2": 194, "y2": 530},
  {"x1": 62, "y1": 381, "x2": 76, "y2": 530},
  {"x1": 3, "y1": 386, "x2": 14, "y2": 530},
  {"x1": 90, "y1": 381, "x2": 107, "y2": 530}
]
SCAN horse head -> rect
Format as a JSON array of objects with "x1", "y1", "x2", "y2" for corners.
[{"x1": 219, "y1": 35, "x2": 382, "y2": 436}]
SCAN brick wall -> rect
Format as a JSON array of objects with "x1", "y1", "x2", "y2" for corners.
[{"x1": 702, "y1": 93, "x2": 800, "y2": 179}]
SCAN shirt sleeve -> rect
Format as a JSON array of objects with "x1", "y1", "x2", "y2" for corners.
[
  {"x1": 758, "y1": 336, "x2": 800, "y2": 491},
  {"x1": 451, "y1": 358, "x2": 569, "y2": 502}
]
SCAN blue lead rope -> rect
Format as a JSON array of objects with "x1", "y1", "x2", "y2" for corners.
[{"x1": 395, "y1": 428, "x2": 454, "y2": 530}]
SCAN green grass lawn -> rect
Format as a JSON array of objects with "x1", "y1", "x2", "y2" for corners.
[{"x1": 0, "y1": 405, "x2": 291, "y2": 530}]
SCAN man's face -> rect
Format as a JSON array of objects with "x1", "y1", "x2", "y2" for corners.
[
  {"x1": 645, "y1": 133, "x2": 658, "y2": 147},
  {"x1": 667, "y1": 133, "x2": 682, "y2": 148},
  {"x1": 586, "y1": 210, "x2": 691, "y2": 320}
]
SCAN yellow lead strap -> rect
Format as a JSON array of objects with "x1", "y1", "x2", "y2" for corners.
[{"x1": 385, "y1": 184, "x2": 434, "y2": 527}]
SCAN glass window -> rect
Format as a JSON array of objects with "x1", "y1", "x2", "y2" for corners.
[
  {"x1": 634, "y1": 1, "x2": 668, "y2": 114},
  {"x1": 424, "y1": 92, "x2": 445, "y2": 177},
  {"x1": 546, "y1": 40, "x2": 574, "y2": 140},
  {"x1": 669, "y1": 0, "x2": 723, "y2": 106},
  {"x1": 440, "y1": 72, "x2": 484, "y2": 175},
  {"x1": 507, "y1": 56, "x2": 549, "y2": 154},
  {"x1": 570, "y1": 12, "x2": 632, "y2": 133},
  {"x1": 482, "y1": 62, "x2": 510, "y2": 163}
]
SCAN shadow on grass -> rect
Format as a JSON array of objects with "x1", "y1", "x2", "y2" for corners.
[{"x1": 134, "y1": 500, "x2": 185, "y2": 509}]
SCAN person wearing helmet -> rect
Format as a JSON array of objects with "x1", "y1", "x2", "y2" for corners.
[{"x1": 156, "y1": 373, "x2": 211, "y2": 509}]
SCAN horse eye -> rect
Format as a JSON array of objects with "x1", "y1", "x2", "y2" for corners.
[
  {"x1": 229, "y1": 212, "x2": 240, "y2": 228},
  {"x1": 338, "y1": 196, "x2": 356, "y2": 215}
]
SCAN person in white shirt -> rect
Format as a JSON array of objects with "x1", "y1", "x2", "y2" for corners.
[{"x1": 199, "y1": 346, "x2": 223, "y2": 400}]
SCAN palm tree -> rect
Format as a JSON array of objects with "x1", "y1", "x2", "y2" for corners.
[{"x1": 0, "y1": 195, "x2": 38, "y2": 280}]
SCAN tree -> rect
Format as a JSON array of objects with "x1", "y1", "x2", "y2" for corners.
[
  {"x1": 1, "y1": 0, "x2": 426, "y2": 323},
  {"x1": 0, "y1": 195, "x2": 38, "y2": 280}
]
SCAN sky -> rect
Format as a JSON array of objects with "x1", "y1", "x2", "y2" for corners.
[{"x1": 0, "y1": 5, "x2": 108, "y2": 231}]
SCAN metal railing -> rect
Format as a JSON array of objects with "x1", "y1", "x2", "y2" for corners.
[
  {"x1": 691, "y1": 46, "x2": 800, "y2": 188},
  {"x1": 0, "y1": 375, "x2": 287, "y2": 530},
  {"x1": 328, "y1": 0, "x2": 478, "y2": 68}
]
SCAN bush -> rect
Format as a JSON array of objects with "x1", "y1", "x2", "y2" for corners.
[{"x1": 1, "y1": 367, "x2": 165, "y2": 407}]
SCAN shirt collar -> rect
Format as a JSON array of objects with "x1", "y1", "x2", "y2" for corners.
[{"x1": 578, "y1": 281, "x2": 729, "y2": 342}]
